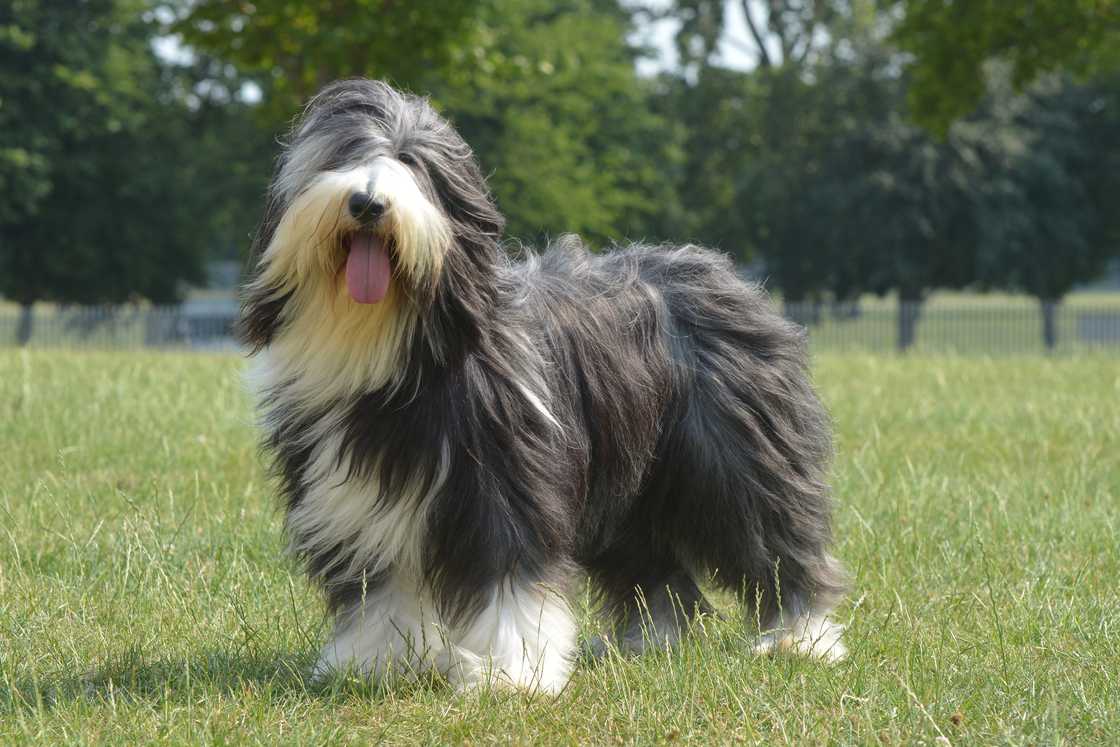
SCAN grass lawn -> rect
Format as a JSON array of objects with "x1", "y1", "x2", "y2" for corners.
[{"x1": 1, "y1": 351, "x2": 1117, "y2": 744}]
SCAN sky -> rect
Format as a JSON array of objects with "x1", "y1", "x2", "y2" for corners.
[{"x1": 630, "y1": 0, "x2": 767, "y2": 77}]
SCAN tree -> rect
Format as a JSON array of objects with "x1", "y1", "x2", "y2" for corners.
[
  {"x1": 974, "y1": 75, "x2": 1120, "y2": 349},
  {"x1": 160, "y1": 55, "x2": 277, "y2": 262},
  {"x1": 736, "y1": 63, "x2": 987, "y2": 349},
  {"x1": 663, "y1": 0, "x2": 984, "y2": 348},
  {"x1": 892, "y1": 0, "x2": 1120, "y2": 132},
  {"x1": 435, "y1": 0, "x2": 680, "y2": 243},
  {"x1": 661, "y1": 0, "x2": 885, "y2": 267},
  {"x1": 834, "y1": 119, "x2": 984, "y2": 349},
  {"x1": 179, "y1": 0, "x2": 679, "y2": 246},
  {"x1": 0, "y1": 0, "x2": 223, "y2": 343},
  {"x1": 652, "y1": 68, "x2": 772, "y2": 256},
  {"x1": 174, "y1": 0, "x2": 489, "y2": 127},
  {"x1": 673, "y1": 0, "x2": 846, "y2": 72},
  {"x1": 662, "y1": 2, "x2": 1114, "y2": 352}
]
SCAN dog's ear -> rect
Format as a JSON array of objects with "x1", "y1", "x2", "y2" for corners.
[
  {"x1": 246, "y1": 186, "x2": 284, "y2": 269},
  {"x1": 237, "y1": 184, "x2": 291, "y2": 352},
  {"x1": 433, "y1": 159, "x2": 505, "y2": 243}
]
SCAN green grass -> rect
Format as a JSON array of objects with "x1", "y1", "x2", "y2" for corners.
[{"x1": 1, "y1": 351, "x2": 1117, "y2": 744}]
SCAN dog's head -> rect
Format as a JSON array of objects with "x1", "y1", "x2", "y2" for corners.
[{"x1": 240, "y1": 80, "x2": 504, "y2": 381}]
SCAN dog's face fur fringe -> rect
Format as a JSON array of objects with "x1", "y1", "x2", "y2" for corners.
[
  {"x1": 241, "y1": 80, "x2": 505, "y2": 403},
  {"x1": 240, "y1": 79, "x2": 848, "y2": 692}
]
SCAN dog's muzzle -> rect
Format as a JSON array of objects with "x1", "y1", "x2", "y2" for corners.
[{"x1": 345, "y1": 191, "x2": 391, "y2": 304}]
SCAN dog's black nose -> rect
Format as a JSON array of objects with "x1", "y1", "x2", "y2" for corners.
[{"x1": 348, "y1": 192, "x2": 385, "y2": 224}]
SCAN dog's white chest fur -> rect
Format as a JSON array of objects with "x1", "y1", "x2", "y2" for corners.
[
  {"x1": 286, "y1": 431, "x2": 447, "y2": 582},
  {"x1": 248, "y1": 351, "x2": 445, "y2": 581},
  {"x1": 248, "y1": 350, "x2": 575, "y2": 692}
]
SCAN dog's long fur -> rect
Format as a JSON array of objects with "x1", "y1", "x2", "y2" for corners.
[{"x1": 240, "y1": 79, "x2": 848, "y2": 692}]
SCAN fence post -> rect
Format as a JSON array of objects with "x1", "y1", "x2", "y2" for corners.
[
  {"x1": 897, "y1": 300, "x2": 921, "y2": 352},
  {"x1": 16, "y1": 304, "x2": 34, "y2": 346},
  {"x1": 1040, "y1": 299, "x2": 1059, "y2": 352}
]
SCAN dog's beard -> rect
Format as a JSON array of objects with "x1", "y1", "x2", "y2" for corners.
[{"x1": 246, "y1": 160, "x2": 453, "y2": 406}]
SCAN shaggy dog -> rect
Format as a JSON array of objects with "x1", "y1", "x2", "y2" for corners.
[{"x1": 239, "y1": 79, "x2": 848, "y2": 693}]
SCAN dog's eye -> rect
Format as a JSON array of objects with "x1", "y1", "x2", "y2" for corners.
[{"x1": 398, "y1": 152, "x2": 417, "y2": 166}]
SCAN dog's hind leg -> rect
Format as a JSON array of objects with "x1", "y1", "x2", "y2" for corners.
[
  {"x1": 613, "y1": 570, "x2": 713, "y2": 656},
  {"x1": 643, "y1": 250, "x2": 850, "y2": 661},
  {"x1": 747, "y1": 556, "x2": 848, "y2": 662},
  {"x1": 587, "y1": 549, "x2": 714, "y2": 656}
]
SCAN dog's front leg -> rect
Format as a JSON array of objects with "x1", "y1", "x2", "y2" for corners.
[
  {"x1": 313, "y1": 574, "x2": 447, "y2": 682},
  {"x1": 446, "y1": 576, "x2": 576, "y2": 694}
]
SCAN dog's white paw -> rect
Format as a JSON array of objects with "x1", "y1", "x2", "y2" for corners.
[
  {"x1": 754, "y1": 614, "x2": 847, "y2": 662},
  {"x1": 445, "y1": 651, "x2": 571, "y2": 695}
]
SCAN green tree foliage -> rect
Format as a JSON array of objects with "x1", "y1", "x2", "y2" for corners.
[
  {"x1": 824, "y1": 117, "x2": 988, "y2": 347},
  {"x1": 665, "y1": 1, "x2": 979, "y2": 304},
  {"x1": 435, "y1": 0, "x2": 679, "y2": 243},
  {"x1": 665, "y1": 0, "x2": 1120, "y2": 349},
  {"x1": 673, "y1": 0, "x2": 845, "y2": 71},
  {"x1": 663, "y1": 0, "x2": 894, "y2": 274},
  {"x1": 179, "y1": 0, "x2": 676, "y2": 245},
  {"x1": 726, "y1": 49, "x2": 985, "y2": 347},
  {"x1": 0, "y1": 1, "x2": 195, "y2": 318},
  {"x1": 0, "y1": 0, "x2": 154, "y2": 230},
  {"x1": 174, "y1": 0, "x2": 488, "y2": 126},
  {"x1": 972, "y1": 74, "x2": 1120, "y2": 347},
  {"x1": 0, "y1": 0, "x2": 268, "y2": 343},
  {"x1": 659, "y1": 0, "x2": 854, "y2": 264},
  {"x1": 164, "y1": 57, "x2": 278, "y2": 261},
  {"x1": 892, "y1": 0, "x2": 1120, "y2": 132},
  {"x1": 5, "y1": 0, "x2": 1118, "y2": 356}
]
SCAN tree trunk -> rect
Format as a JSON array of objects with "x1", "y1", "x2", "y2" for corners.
[
  {"x1": 1040, "y1": 298, "x2": 1060, "y2": 352},
  {"x1": 897, "y1": 297, "x2": 922, "y2": 352},
  {"x1": 16, "y1": 303, "x2": 34, "y2": 346}
]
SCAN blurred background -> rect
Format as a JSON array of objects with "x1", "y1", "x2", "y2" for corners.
[{"x1": 2, "y1": 0, "x2": 1119, "y2": 353}]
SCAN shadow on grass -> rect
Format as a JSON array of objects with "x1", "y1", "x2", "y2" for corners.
[
  {"x1": 2, "y1": 646, "x2": 451, "y2": 714},
  {"x1": 4, "y1": 615, "x2": 766, "y2": 714}
]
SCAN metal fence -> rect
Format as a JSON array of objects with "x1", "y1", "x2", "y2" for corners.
[
  {"x1": 783, "y1": 301, "x2": 1120, "y2": 354},
  {"x1": 2, "y1": 301, "x2": 1120, "y2": 354},
  {"x1": 0, "y1": 306, "x2": 240, "y2": 351}
]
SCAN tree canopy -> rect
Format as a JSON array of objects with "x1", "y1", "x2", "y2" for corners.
[
  {"x1": 1, "y1": 0, "x2": 206, "y2": 308},
  {"x1": 174, "y1": 0, "x2": 489, "y2": 127},
  {"x1": 176, "y1": 0, "x2": 675, "y2": 244},
  {"x1": 2, "y1": 0, "x2": 1119, "y2": 352},
  {"x1": 659, "y1": 0, "x2": 1120, "y2": 348},
  {"x1": 432, "y1": 0, "x2": 678, "y2": 243},
  {"x1": 892, "y1": 0, "x2": 1120, "y2": 132}
]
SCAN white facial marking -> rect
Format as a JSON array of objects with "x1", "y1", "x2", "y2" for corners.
[
  {"x1": 366, "y1": 158, "x2": 452, "y2": 285},
  {"x1": 245, "y1": 155, "x2": 454, "y2": 407}
]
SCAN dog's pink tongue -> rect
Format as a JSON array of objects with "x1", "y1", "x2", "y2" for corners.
[{"x1": 346, "y1": 233, "x2": 390, "y2": 304}]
